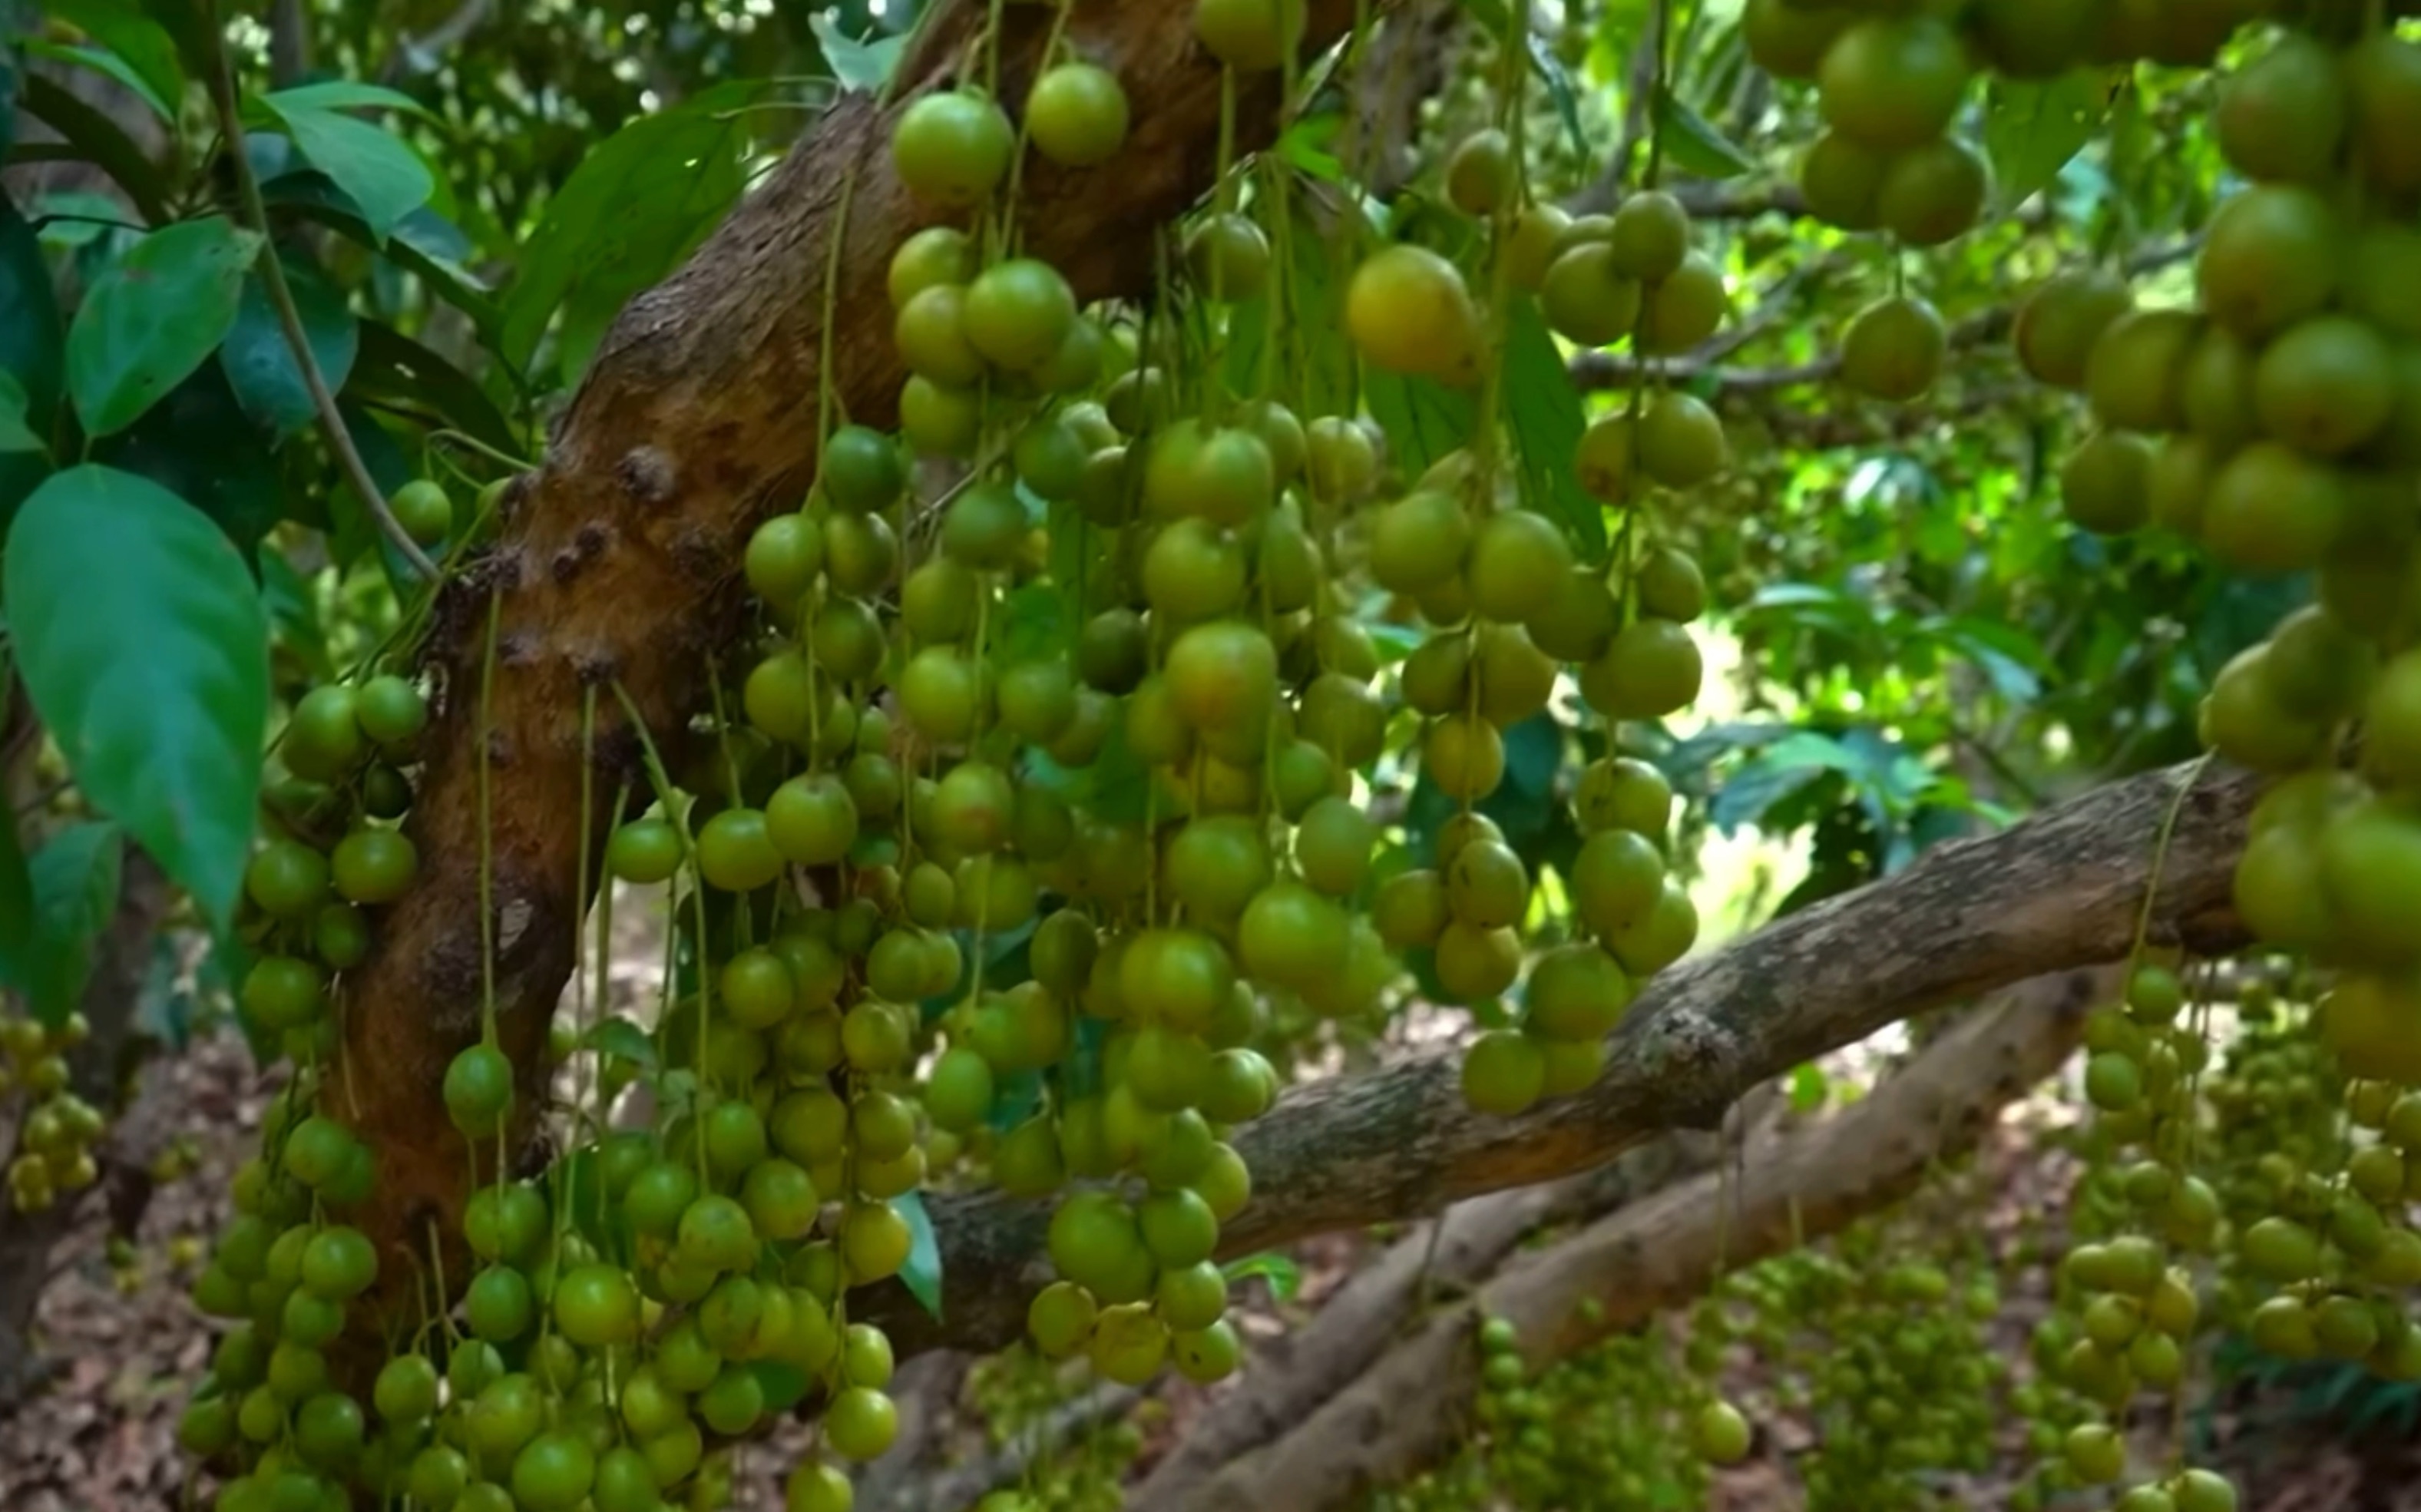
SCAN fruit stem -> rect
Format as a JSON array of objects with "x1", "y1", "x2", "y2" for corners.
[{"x1": 477, "y1": 587, "x2": 503, "y2": 1040}]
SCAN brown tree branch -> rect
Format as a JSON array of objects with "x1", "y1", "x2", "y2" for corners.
[
  {"x1": 1152, "y1": 968, "x2": 2102, "y2": 1512},
  {"x1": 852, "y1": 755, "x2": 2255, "y2": 1359}
]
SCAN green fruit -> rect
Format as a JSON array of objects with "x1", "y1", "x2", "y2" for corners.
[
  {"x1": 1817, "y1": 16, "x2": 1970, "y2": 151},
  {"x1": 1185, "y1": 213, "x2": 1272, "y2": 302},
  {"x1": 964, "y1": 258, "x2": 1077, "y2": 372},
  {"x1": 2016, "y1": 269, "x2": 2133, "y2": 391},
  {"x1": 2062, "y1": 430, "x2": 2151, "y2": 535},
  {"x1": 1026, "y1": 61, "x2": 1130, "y2": 167},
  {"x1": 443, "y1": 1043, "x2": 513, "y2": 1138},
  {"x1": 391, "y1": 478, "x2": 453, "y2": 546},
  {"x1": 2214, "y1": 31, "x2": 2345, "y2": 185},
  {"x1": 1460, "y1": 1029, "x2": 1545, "y2": 1116},
  {"x1": 1192, "y1": 0, "x2": 1306, "y2": 71},
  {"x1": 2255, "y1": 314, "x2": 2396, "y2": 457},
  {"x1": 1798, "y1": 131, "x2": 1887, "y2": 230},
  {"x1": 891, "y1": 91, "x2": 1014, "y2": 207},
  {"x1": 2197, "y1": 185, "x2": 2339, "y2": 339},
  {"x1": 1840, "y1": 295, "x2": 1944, "y2": 402},
  {"x1": 1346, "y1": 245, "x2": 1482, "y2": 384},
  {"x1": 1692, "y1": 1400, "x2": 1751, "y2": 1466}
]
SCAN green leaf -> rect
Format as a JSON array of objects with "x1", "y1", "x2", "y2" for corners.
[
  {"x1": 1653, "y1": 84, "x2": 1755, "y2": 180},
  {"x1": 346, "y1": 321, "x2": 521, "y2": 458},
  {"x1": 809, "y1": 13, "x2": 905, "y2": 92},
  {"x1": 1361, "y1": 369, "x2": 1475, "y2": 485},
  {"x1": 895, "y1": 1189, "x2": 944, "y2": 1320},
  {"x1": 1222, "y1": 1252, "x2": 1301, "y2": 1302},
  {"x1": 2, "y1": 465, "x2": 269, "y2": 931},
  {"x1": 66, "y1": 215, "x2": 260, "y2": 438},
  {"x1": 1500, "y1": 298, "x2": 1605, "y2": 557},
  {"x1": 0, "y1": 787, "x2": 32, "y2": 996},
  {"x1": 18, "y1": 71, "x2": 170, "y2": 224},
  {"x1": 1530, "y1": 34, "x2": 1589, "y2": 158},
  {"x1": 750, "y1": 1361, "x2": 812, "y2": 1414},
  {"x1": 499, "y1": 80, "x2": 761, "y2": 376},
  {"x1": 1788, "y1": 1062, "x2": 1828, "y2": 1113},
  {"x1": 94, "y1": 366, "x2": 286, "y2": 555},
  {"x1": 258, "y1": 80, "x2": 432, "y2": 118},
  {"x1": 257, "y1": 544, "x2": 332, "y2": 684},
  {"x1": 1984, "y1": 69, "x2": 2117, "y2": 213},
  {"x1": 260, "y1": 101, "x2": 435, "y2": 244},
  {"x1": 25, "y1": 39, "x2": 172, "y2": 121},
  {"x1": 586, "y1": 1016, "x2": 659, "y2": 1069},
  {"x1": 47, "y1": 0, "x2": 183, "y2": 119},
  {"x1": 0, "y1": 385, "x2": 44, "y2": 454},
  {"x1": 12, "y1": 822, "x2": 124, "y2": 1026},
  {"x1": 220, "y1": 256, "x2": 358, "y2": 437},
  {"x1": 0, "y1": 198, "x2": 62, "y2": 433}
]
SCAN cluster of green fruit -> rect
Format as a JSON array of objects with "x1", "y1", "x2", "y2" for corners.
[
  {"x1": 234, "y1": 672, "x2": 432, "y2": 1066},
  {"x1": 961, "y1": 1345, "x2": 1139, "y2": 1512},
  {"x1": 174, "y1": 0, "x2": 1743, "y2": 1502},
  {"x1": 1370, "y1": 1315, "x2": 1718, "y2": 1512},
  {"x1": 2, "y1": 1007, "x2": 101, "y2": 1213},
  {"x1": 1712, "y1": 1238, "x2": 2004, "y2": 1511}
]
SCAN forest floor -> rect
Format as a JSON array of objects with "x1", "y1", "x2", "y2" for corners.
[{"x1": 5, "y1": 898, "x2": 2421, "y2": 1511}]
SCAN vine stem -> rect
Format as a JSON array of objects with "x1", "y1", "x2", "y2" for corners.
[{"x1": 200, "y1": 12, "x2": 440, "y2": 584}]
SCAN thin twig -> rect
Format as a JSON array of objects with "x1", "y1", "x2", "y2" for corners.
[{"x1": 202, "y1": 13, "x2": 440, "y2": 582}]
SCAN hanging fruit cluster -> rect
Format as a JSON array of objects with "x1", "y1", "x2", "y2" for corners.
[
  {"x1": 2, "y1": 1007, "x2": 101, "y2": 1213},
  {"x1": 169, "y1": 0, "x2": 1745, "y2": 1497},
  {"x1": 1712, "y1": 1232, "x2": 2004, "y2": 1510},
  {"x1": 1373, "y1": 1314, "x2": 1715, "y2": 1512}
]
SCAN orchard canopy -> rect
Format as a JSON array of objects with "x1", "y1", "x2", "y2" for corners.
[{"x1": 3, "y1": 2, "x2": 2421, "y2": 1511}]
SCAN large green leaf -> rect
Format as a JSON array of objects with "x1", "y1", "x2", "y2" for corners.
[
  {"x1": 18, "y1": 72, "x2": 170, "y2": 224},
  {"x1": 0, "y1": 687, "x2": 30, "y2": 994},
  {"x1": 1501, "y1": 296, "x2": 1606, "y2": 557},
  {"x1": 1985, "y1": 68, "x2": 2118, "y2": 212},
  {"x1": 96, "y1": 366, "x2": 286, "y2": 555},
  {"x1": 1653, "y1": 84, "x2": 1756, "y2": 180},
  {"x1": 1362, "y1": 367, "x2": 1475, "y2": 483},
  {"x1": 48, "y1": 0, "x2": 183, "y2": 118},
  {"x1": 349, "y1": 320, "x2": 520, "y2": 455},
  {"x1": 258, "y1": 80, "x2": 431, "y2": 118},
  {"x1": 499, "y1": 79, "x2": 762, "y2": 375},
  {"x1": 12, "y1": 822, "x2": 124, "y2": 1026},
  {"x1": 0, "y1": 200, "x2": 61, "y2": 429},
  {"x1": 808, "y1": 13, "x2": 905, "y2": 92},
  {"x1": 895, "y1": 1189, "x2": 944, "y2": 1320},
  {"x1": 24, "y1": 39, "x2": 171, "y2": 121},
  {"x1": 259, "y1": 94, "x2": 434, "y2": 244},
  {"x1": 2, "y1": 465, "x2": 269, "y2": 931},
  {"x1": 66, "y1": 215, "x2": 260, "y2": 438},
  {"x1": 220, "y1": 255, "x2": 358, "y2": 437}
]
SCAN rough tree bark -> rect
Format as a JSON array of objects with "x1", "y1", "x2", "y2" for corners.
[
  {"x1": 854, "y1": 754, "x2": 2254, "y2": 1358},
  {"x1": 329, "y1": 0, "x2": 1371, "y2": 1345},
  {"x1": 1148, "y1": 968, "x2": 2103, "y2": 1512}
]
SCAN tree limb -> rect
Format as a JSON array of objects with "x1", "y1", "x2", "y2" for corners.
[
  {"x1": 1153, "y1": 968, "x2": 2103, "y2": 1512},
  {"x1": 854, "y1": 755, "x2": 2255, "y2": 1358}
]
